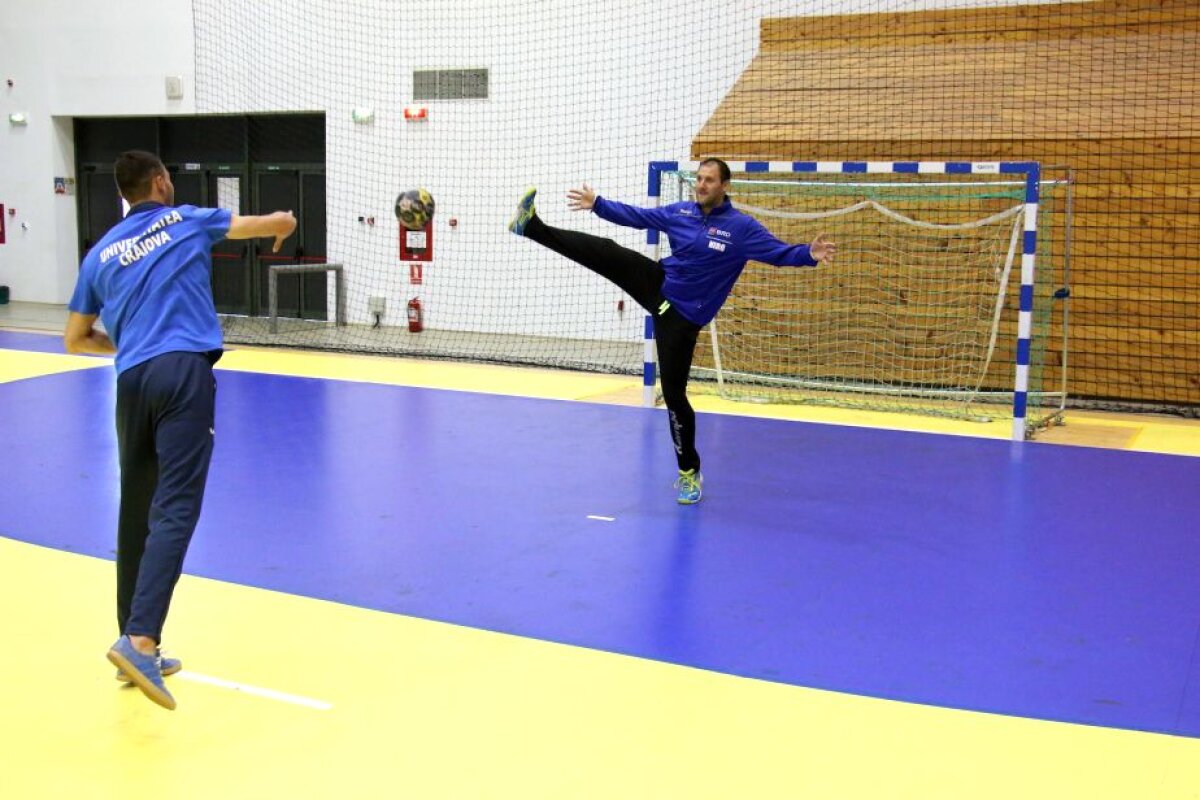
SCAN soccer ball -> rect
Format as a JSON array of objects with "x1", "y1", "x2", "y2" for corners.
[{"x1": 395, "y1": 188, "x2": 435, "y2": 231}]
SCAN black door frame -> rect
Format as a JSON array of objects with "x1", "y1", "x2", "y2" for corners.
[{"x1": 73, "y1": 114, "x2": 326, "y2": 320}]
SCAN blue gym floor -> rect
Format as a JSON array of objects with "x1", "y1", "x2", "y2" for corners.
[{"x1": 2, "y1": 328, "x2": 1198, "y2": 798}]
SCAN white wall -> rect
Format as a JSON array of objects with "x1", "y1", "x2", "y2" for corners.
[{"x1": 0, "y1": 0, "x2": 196, "y2": 303}]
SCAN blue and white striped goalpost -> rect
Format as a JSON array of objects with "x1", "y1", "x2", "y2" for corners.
[{"x1": 643, "y1": 159, "x2": 1042, "y2": 442}]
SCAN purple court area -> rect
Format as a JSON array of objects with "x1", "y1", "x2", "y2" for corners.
[
  {"x1": 2, "y1": 341, "x2": 1199, "y2": 738},
  {"x1": 0, "y1": 330, "x2": 75, "y2": 355}
]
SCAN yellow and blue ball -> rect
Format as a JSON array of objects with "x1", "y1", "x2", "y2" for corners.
[{"x1": 395, "y1": 188, "x2": 435, "y2": 231}]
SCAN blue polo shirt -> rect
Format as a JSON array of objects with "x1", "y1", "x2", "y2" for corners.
[
  {"x1": 593, "y1": 196, "x2": 818, "y2": 326},
  {"x1": 70, "y1": 202, "x2": 232, "y2": 374}
]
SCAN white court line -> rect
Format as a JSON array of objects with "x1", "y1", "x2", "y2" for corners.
[
  {"x1": 178, "y1": 671, "x2": 333, "y2": 710},
  {"x1": 587, "y1": 515, "x2": 616, "y2": 522}
]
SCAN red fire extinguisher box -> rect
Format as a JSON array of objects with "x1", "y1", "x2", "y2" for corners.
[{"x1": 399, "y1": 220, "x2": 433, "y2": 262}]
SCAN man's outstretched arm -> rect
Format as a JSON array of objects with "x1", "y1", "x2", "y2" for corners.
[
  {"x1": 744, "y1": 220, "x2": 836, "y2": 267},
  {"x1": 568, "y1": 184, "x2": 672, "y2": 231},
  {"x1": 227, "y1": 211, "x2": 298, "y2": 253}
]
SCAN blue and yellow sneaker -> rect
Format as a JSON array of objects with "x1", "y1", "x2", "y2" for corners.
[
  {"x1": 116, "y1": 653, "x2": 181, "y2": 683},
  {"x1": 508, "y1": 187, "x2": 537, "y2": 236},
  {"x1": 106, "y1": 636, "x2": 177, "y2": 710},
  {"x1": 675, "y1": 469, "x2": 703, "y2": 504}
]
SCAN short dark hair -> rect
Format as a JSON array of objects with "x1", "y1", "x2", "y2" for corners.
[
  {"x1": 699, "y1": 157, "x2": 731, "y2": 183},
  {"x1": 114, "y1": 150, "x2": 166, "y2": 202}
]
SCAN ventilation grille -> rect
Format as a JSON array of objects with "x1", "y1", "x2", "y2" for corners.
[{"x1": 413, "y1": 68, "x2": 488, "y2": 100}]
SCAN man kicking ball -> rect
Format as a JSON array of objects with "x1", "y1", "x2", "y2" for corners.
[{"x1": 509, "y1": 158, "x2": 835, "y2": 503}]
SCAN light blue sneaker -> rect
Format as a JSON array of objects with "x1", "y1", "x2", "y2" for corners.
[
  {"x1": 106, "y1": 636, "x2": 177, "y2": 710},
  {"x1": 117, "y1": 653, "x2": 181, "y2": 683},
  {"x1": 675, "y1": 469, "x2": 703, "y2": 504},
  {"x1": 508, "y1": 187, "x2": 537, "y2": 235}
]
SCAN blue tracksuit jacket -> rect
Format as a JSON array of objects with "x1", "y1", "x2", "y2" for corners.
[{"x1": 592, "y1": 195, "x2": 818, "y2": 326}]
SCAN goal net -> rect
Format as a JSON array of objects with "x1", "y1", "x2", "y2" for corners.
[{"x1": 655, "y1": 164, "x2": 1068, "y2": 435}]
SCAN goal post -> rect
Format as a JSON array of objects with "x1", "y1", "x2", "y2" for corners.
[{"x1": 644, "y1": 160, "x2": 1067, "y2": 442}]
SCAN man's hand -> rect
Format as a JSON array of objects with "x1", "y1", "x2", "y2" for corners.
[
  {"x1": 272, "y1": 211, "x2": 297, "y2": 253},
  {"x1": 810, "y1": 233, "x2": 837, "y2": 264},
  {"x1": 63, "y1": 312, "x2": 116, "y2": 355},
  {"x1": 566, "y1": 184, "x2": 597, "y2": 212}
]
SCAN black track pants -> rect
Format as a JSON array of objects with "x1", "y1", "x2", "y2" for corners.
[{"x1": 524, "y1": 215, "x2": 702, "y2": 472}]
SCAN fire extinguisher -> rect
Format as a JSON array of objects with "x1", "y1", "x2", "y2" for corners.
[{"x1": 407, "y1": 297, "x2": 423, "y2": 333}]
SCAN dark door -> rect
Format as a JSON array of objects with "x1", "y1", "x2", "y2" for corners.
[
  {"x1": 74, "y1": 115, "x2": 326, "y2": 319},
  {"x1": 208, "y1": 171, "x2": 251, "y2": 315},
  {"x1": 169, "y1": 166, "x2": 251, "y2": 315},
  {"x1": 253, "y1": 167, "x2": 326, "y2": 320},
  {"x1": 300, "y1": 171, "x2": 328, "y2": 319},
  {"x1": 171, "y1": 170, "x2": 204, "y2": 206},
  {"x1": 81, "y1": 169, "x2": 122, "y2": 254}
]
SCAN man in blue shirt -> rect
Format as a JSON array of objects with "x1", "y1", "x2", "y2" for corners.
[
  {"x1": 509, "y1": 158, "x2": 835, "y2": 504},
  {"x1": 65, "y1": 150, "x2": 297, "y2": 709}
]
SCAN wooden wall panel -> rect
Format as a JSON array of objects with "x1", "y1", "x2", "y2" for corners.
[{"x1": 690, "y1": 0, "x2": 1200, "y2": 410}]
